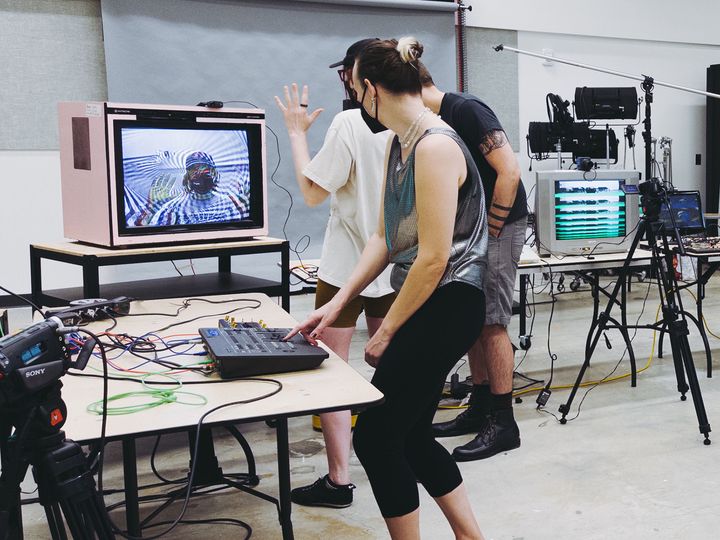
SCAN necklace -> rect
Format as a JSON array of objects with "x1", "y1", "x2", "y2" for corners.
[{"x1": 400, "y1": 107, "x2": 433, "y2": 148}]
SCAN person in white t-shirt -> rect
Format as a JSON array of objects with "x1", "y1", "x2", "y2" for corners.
[{"x1": 274, "y1": 39, "x2": 395, "y2": 509}]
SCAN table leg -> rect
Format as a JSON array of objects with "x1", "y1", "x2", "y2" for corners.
[
  {"x1": 122, "y1": 438, "x2": 141, "y2": 537},
  {"x1": 519, "y1": 274, "x2": 527, "y2": 339},
  {"x1": 30, "y1": 246, "x2": 42, "y2": 308},
  {"x1": 276, "y1": 417, "x2": 294, "y2": 540},
  {"x1": 621, "y1": 270, "x2": 628, "y2": 329},
  {"x1": 281, "y1": 243, "x2": 290, "y2": 312},
  {"x1": 218, "y1": 255, "x2": 231, "y2": 273},
  {"x1": 82, "y1": 257, "x2": 100, "y2": 299}
]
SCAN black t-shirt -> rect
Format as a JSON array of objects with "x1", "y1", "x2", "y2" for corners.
[{"x1": 439, "y1": 92, "x2": 527, "y2": 224}]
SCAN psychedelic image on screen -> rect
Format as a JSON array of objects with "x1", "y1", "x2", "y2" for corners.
[{"x1": 122, "y1": 128, "x2": 251, "y2": 227}]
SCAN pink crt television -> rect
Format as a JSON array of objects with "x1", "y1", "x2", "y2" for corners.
[{"x1": 58, "y1": 102, "x2": 269, "y2": 247}]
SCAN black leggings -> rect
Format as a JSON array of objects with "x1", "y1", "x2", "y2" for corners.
[{"x1": 353, "y1": 282, "x2": 485, "y2": 518}]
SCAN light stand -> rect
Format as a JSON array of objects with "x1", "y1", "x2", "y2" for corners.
[
  {"x1": 494, "y1": 44, "x2": 720, "y2": 180},
  {"x1": 495, "y1": 44, "x2": 718, "y2": 443}
]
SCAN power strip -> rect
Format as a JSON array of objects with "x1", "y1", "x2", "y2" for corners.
[{"x1": 43, "y1": 296, "x2": 132, "y2": 325}]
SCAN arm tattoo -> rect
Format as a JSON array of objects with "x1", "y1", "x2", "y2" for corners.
[{"x1": 478, "y1": 129, "x2": 508, "y2": 156}]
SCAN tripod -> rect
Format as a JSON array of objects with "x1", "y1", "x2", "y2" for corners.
[
  {"x1": 0, "y1": 381, "x2": 114, "y2": 539},
  {"x1": 493, "y1": 44, "x2": 716, "y2": 444},
  {"x1": 557, "y1": 203, "x2": 712, "y2": 444}
]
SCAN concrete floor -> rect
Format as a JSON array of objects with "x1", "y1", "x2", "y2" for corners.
[{"x1": 11, "y1": 274, "x2": 720, "y2": 539}]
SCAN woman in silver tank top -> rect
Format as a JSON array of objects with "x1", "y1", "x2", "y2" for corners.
[{"x1": 287, "y1": 37, "x2": 488, "y2": 539}]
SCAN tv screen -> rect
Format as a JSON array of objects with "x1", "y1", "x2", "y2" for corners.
[
  {"x1": 658, "y1": 191, "x2": 704, "y2": 235},
  {"x1": 115, "y1": 121, "x2": 264, "y2": 236},
  {"x1": 554, "y1": 179, "x2": 627, "y2": 240}
]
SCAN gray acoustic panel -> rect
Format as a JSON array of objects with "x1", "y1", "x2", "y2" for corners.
[
  {"x1": 466, "y1": 27, "x2": 519, "y2": 149},
  {"x1": 101, "y1": 0, "x2": 456, "y2": 256},
  {"x1": 0, "y1": 0, "x2": 107, "y2": 150}
]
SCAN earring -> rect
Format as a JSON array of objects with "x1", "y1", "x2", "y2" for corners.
[{"x1": 370, "y1": 97, "x2": 376, "y2": 114}]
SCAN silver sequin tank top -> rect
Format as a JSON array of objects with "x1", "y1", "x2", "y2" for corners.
[{"x1": 384, "y1": 127, "x2": 488, "y2": 292}]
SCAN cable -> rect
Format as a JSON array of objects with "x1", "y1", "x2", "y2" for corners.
[
  {"x1": 0, "y1": 284, "x2": 45, "y2": 317},
  {"x1": 75, "y1": 329, "x2": 110, "y2": 489},
  {"x1": 681, "y1": 287, "x2": 720, "y2": 340},
  {"x1": 563, "y1": 278, "x2": 654, "y2": 421},
  {"x1": 535, "y1": 259, "x2": 558, "y2": 406},
  {"x1": 140, "y1": 297, "x2": 262, "y2": 334},
  {"x1": 207, "y1": 99, "x2": 312, "y2": 265},
  {"x1": 80, "y1": 301, "x2": 282, "y2": 539},
  {"x1": 170, "y1": 261, "x2": 184, "y2": 277},
  {"x1": 109, "y1": 379, "x2": 283, "y2": 539},
  {"x1": 150, "y1": 435, "x2": 187, "y2": 485},
  {"x1": 142, "y1": 518, "x2": 251, "y2": 539},
  {"x1": 582, "y1": 219, "x2": 642, "y2": 260},
  {"x1": 85, "y1": 374, "x2": 208, "y2": 416},
  {"x1": 528, "y1": 278, "x2": 655, "y2": 422}
]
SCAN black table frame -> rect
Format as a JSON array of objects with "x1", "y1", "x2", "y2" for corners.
[
  {"x1": 671, "y1": 253, "x2": 720, "y2": 377},
  {"x1": 76, "y1": 398, "x2": 380, "y2": 540},
  {"x1": 30, "y1": 241, "x2": 290, "y2": 312}
]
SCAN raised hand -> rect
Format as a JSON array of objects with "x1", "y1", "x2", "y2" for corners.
[
  {"x1": 274, "y1": 83, "x2": 324, "y2": 136},
  {"x1": 148, "y1": 173, "x2": 177, "y2": 206}
]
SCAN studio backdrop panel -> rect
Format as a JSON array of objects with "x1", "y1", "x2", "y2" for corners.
[
  {"x1": 0, "y1": 0, "x2": 107, "y2": 150},
  {"x1": 100, "y1": 0, "x2": 457, "y2": 256}
]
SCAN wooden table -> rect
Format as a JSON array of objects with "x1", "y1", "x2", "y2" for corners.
[
  {"x1": 59, "y1": 293, "x2": 383, "y2": 539},
  {"x1": 30, "y1": 238, "x2": 290, "y2": 310},
  {"x1": 516, "y1": 247, "x2": 654, "y2": 344}
]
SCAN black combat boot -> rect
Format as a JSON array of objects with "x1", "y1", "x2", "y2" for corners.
[{"x1": 452, "y1": 408, "x2": 521, "y2": 462}]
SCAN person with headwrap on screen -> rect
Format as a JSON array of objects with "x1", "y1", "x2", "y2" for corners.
[{"x1": 143, "y1": 151, "x2": 250, "y2": 226}]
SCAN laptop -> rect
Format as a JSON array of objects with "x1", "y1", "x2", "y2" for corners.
[
  {"x1": 658, "y1": 190, "x2": 706, "y2": 236},
  {"x1": 658, "y1": 191, "x2": 720, "y2": 253}
]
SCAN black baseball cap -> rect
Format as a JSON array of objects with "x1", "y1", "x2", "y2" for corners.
[{"x1": 329, "y1": 38, "x2": 378, "y2": 69}]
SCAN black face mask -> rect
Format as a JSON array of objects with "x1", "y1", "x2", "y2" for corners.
[
  {"x1": 342, "y1": 98, "x2": 360, "y2": 111},
  {"x1": 359, "y1": 86, "x2": 388, "y2": 134},
  {"x1": 342, "y1": 82, "x2": 360, "y2": 111}
]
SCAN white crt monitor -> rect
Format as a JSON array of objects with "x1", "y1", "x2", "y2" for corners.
[
  {"x1": 535, "y1": 169, "x2": 641, "y2": 256},
  {"x1": 58, "y1": 102, "x2": 268, "y2": 247}
]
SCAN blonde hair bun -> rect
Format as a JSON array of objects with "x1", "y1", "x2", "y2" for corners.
[{"x1": 396, "y1": 36, "x2": 423, "y2": 64}]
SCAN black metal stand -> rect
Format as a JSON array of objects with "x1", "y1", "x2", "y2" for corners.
[
  {"x1": 119, "y1": 426, "x2": 263, "y2": 533},
  {"x1": 557, "y1": 217, "x2": 712, "y2": 444},
  {"x1": 0, "y1": 383, "x2": 114, "y2": 539}
]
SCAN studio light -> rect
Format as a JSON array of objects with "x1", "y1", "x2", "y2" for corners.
[{"x1": 574, "y1": 87, "x2": 638, "y2": 120}]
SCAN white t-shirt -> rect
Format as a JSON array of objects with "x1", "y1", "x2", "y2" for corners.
[{"x1": 303, "y1": 109, "x2": 394, "y2": 298}]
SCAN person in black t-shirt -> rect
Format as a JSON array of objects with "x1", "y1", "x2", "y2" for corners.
[{"x1": 420, "y1": 63, "x2": 528, "y2": 462}]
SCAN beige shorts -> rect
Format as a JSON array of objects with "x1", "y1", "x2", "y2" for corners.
[{"x1": 315, "y1": 279, "x2": 396, "y2": 328}]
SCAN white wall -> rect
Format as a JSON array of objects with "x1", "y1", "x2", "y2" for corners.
[
  {"x1": 465, "y1": 1, "x2": 720, "y2": 206},
  {"x1": 467, "y1": 0, "x2": 720, "y2": 46},
  {"x1": 515, "y1": 31, "x2": 719, "y2": 197},
  {"x1": 0, "y1": 151, "x2": 281, "y2": 295},
  {"x1": 0, "y1": 151, "x2": 67, "y2": 292}
]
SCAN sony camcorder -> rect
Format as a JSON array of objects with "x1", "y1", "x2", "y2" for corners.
[{"x1": 0, "y1": 318, "x2": 91, "y2": 406}]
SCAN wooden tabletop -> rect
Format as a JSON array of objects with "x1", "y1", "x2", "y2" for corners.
[
  {"x1": 59, "y1": 293, "x2": 383, "y2": 443},
  {"x1": 518, "y1": 247, "x2": 654, "y2": 273},
  {"x1": 31, "y1": 237, "x2": 286, "y2": 258}
]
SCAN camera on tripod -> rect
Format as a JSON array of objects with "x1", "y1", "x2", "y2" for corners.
[
  {"x1": 638, "y1": 177, "x2": 666, "y2": 221},
  {"x1": 0, "y1": 318, "x2": 92, "y2": 407},
  {"x1": 0, "y1": 319, "x2": 113, "y2": 540}
]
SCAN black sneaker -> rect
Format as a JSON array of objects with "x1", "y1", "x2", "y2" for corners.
[
  {"x1": 432, "y1": 408, "x2": 490, "y2": 438},
  {"x1": 452, "y1": 409, "x2": 521, "y2": 462},
  {"x1": 290, "y1": 474, "x2": 355, "y2": 508}
]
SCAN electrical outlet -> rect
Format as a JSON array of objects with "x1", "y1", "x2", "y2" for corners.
[{"x1": 696, "y1": 154, "x2": 702, "y2": 165}]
